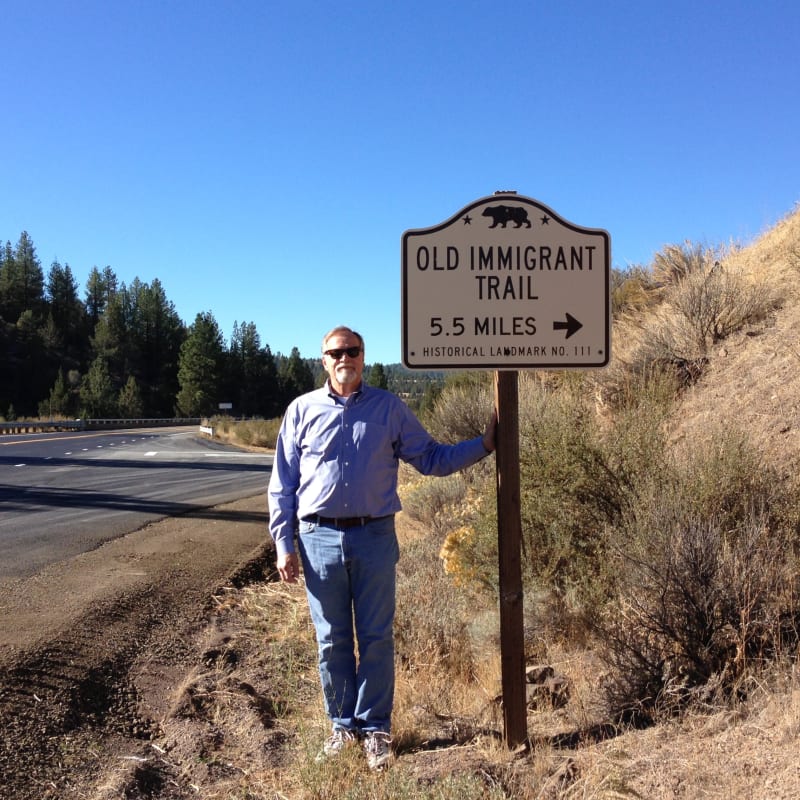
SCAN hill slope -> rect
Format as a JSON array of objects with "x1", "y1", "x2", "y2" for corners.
[{"x1": 670, "y1": 207, "x2": 800, "y2": 477}]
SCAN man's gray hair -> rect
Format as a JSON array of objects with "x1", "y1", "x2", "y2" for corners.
[{"x1": 321, "y1": 326, "x2": 364, "y2": 352}]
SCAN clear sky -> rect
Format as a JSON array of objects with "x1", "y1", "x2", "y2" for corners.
[{"x1": 2, "y1": 0, "x2": 798, "y2": 365}]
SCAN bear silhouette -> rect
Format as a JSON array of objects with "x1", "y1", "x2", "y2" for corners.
[{"x1": 482, "y1": 205, "x2": 532, "y2": 229}]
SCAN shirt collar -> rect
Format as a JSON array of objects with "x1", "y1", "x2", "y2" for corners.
[{"x1": 325, "y1": 379, "x2": 365, "y2": 402}]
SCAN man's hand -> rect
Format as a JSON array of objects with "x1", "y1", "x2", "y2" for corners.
[
  {"x1": 277, "y1": 552, "x2": 300, "y2": 584},
  {"x1": 482, "y1": 409, "x2": 498, "y2": 453}
]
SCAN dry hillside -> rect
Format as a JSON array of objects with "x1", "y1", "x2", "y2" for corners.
[
  {"x1": 565, "y1": 206, "x2": 800, "y2": 797},
  {"x1": 670, "y1": 208, "x2": 800, "y2": 477},
  {"x1": 607, "y1": 204, "x2": 800, "y2": 475}
]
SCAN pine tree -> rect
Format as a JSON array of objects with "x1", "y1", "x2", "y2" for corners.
[
  {"x1": 176, "y1": 311, "x2": 224, "y2": 416},
  {"x1": 80, "y1": 356, "x2": 117, "y2": 417},
  {"x1": 117, "y1": 375, "x2": 144, "y2": 417},
  {"x1": 41, "y1": 368, "x2": 71, "y2": 418},
  {"x1": 90, "y1": 291, "x2": 127, "y2": 378},
  {"x1": 279, "y1": 346, "x2": 314, "y2": 406},
  {"x1": 227, "y1": 320, "x2": 280, "y2": 417},
  {"x1": 130, "y1": 278, "x2": 185, "y2": 415},
  {"x1": 2, "y1": 232, "x2": 45, "y2": 322},
  {"x1": 367, "y1": 362, "x2": 388, "y2": 390},
  {"x1": 46, "y1": 259, "x2": 86, "y2": 357},
  {"x1": 84, "y1": 265, "x2": 118, "y2": 327},
  {"x1": 261, "y1": 343, "x2": 280, "y2": 417},
  {"x1": 0, "y1": 240, "x2": 14, "y2": 320},
  {"x1": 12, "y1": 309, "x2": 48, "y2": 415}
]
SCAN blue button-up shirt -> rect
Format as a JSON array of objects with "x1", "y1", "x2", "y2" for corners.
[{"x1": 268, "y1": 381, "x2": 489, "y2": 557}]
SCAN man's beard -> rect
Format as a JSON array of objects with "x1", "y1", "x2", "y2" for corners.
[{"x1": 335, "y1": 365, "x2": 358, "y2": 383}]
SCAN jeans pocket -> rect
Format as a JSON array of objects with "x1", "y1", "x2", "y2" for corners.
[{"x1": 299, "y1": 519, "x2": 317, "y2": 535}]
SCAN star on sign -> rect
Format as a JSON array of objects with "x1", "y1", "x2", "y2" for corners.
[
  {"x1": 463, "y1": 215, "x2": 472, "y2": 225},
  {"x1": 540, "y1": 215, "x2": 550, "y2": 225}
]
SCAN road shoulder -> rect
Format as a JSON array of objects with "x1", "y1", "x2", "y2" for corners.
[{"x1": 0, "y1": 493, "x2": 273, "y2": 799}]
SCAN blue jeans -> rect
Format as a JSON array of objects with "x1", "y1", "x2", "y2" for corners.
[{"x1": 297, "y1": 515, "x2": 399, "y2": 734}]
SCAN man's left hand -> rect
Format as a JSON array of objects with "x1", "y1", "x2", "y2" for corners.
[{"x1": 277, "y1": 552, "x2": 300, "y2": 584}]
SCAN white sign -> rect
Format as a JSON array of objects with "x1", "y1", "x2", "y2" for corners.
[{"x1": 401, "y1": 193, "x2": 611, "y2": 369}]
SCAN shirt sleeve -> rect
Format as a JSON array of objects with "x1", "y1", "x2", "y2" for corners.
[
  {"x1": 393, "y1": 401, "x2": 489, "y2": 475},
  {"x1": 267, "y1": 406, "x2": 300, "y2": 558}
]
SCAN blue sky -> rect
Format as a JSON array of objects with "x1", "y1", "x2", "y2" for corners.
[{"x1": 2, "y1": 0, "x2": 798, "y2": 365}]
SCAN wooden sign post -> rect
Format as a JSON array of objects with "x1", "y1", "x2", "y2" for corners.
[{"x1": 494, "y1": 370, "x2": 527, "y2": 747}]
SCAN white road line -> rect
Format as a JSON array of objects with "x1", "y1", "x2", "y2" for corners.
[{"x1": 202, "y1": 453, "x2": 269, "y2": 458}]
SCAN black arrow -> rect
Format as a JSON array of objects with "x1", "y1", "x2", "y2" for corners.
[{"x1": 553, "y1": 313, "x2": 583, "y2": 339}]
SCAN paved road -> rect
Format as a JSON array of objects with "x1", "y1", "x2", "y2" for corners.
[{"x1": 0, "y1": 427, "x2": 273, "y2": 579}]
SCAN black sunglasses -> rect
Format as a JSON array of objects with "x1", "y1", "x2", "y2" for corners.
[{"x1": 324, "y1": 346, "x2": 362, "y2": 359}]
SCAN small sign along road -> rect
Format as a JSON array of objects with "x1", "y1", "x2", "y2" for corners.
[{"x1": 402, "y1": 192, "x2": 611, "y2": 369}]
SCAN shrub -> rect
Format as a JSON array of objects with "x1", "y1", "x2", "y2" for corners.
[
  {"x1": 677, "y1": 424, "x2": 791, "y2": 531},
  {"x1": 208, "y1": 416, "x2": 282, "y2": 449},
  {"x1": 597, "y1": 430, "x2": 800, "y2": 719},
  {"x1": 598, "y1": 262, "x2": 779, "y2": 418},
  {"x1": 599, "y1": 508, "x2": 800, "y2": 720},
  {"x1": 593, "y1": 337, "x2": 687, "y2": 413},
  {"x1": 611, "y1": 264, "x2": 659, "y2": 317},
  {"x1": 395, "y1": 530, "x2": 478, "y2": 682},
  {"x1": 652, "y1": 241, "x2": 711, "y2": 286},
  {"x1": 422, "y1": 372, "x2": 493, "y2": 444},
  {"x1": 401, "y1": 472, "x2": 471, "y2": 537},
  {"x1": 457, "y1": 375, "x2": 672, "y2": 633},
  {"x1": 208, "y1": 414, "x2": 234, "y2": 435},
  {"x1": 440, "y1": 517, "x2": 498, "y2": 597},
  {"x1": 600, "y1": 240, "x2": 779, "y2": 411},
  {"x1": 671, "y1": 264, "x2": 778, "y2": 354},
  {"x1": 396, "y1": 374, "x2": 498, "y2": 679},
  {"x1": 234, "y1": 417, "x2": 282, "y2": 448},
  {"x1": 509, "y1": 379, "x2": 631, "y2": 597}
]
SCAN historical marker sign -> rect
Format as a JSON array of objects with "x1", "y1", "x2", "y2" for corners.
[{"x1": 402, "y1": 193, "x2": 611, "y2": 369}]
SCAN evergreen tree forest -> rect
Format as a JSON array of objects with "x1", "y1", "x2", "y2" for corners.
[
  {"x1": 0, "y1": 231, "x2": 444, "y2": 421},
  {"x1": 0, "y1": 231, "x2": 325, "y2": 420}
]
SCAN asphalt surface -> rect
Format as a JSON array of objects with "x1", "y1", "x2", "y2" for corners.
[{"x1": 0, "y1": 427, "x2": 273, "y2": 579}]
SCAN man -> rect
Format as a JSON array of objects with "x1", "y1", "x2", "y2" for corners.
[{"x1": 268, "y1": 325, "x2": 496, "y2": 769}]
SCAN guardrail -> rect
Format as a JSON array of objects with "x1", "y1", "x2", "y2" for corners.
[{"x1": 0, "y1": 418, "x2": 201, "y2": 435}]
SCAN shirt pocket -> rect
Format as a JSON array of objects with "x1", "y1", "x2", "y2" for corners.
[{"x1": 351, "y1": 420, "x2": 391, "y2": 455}]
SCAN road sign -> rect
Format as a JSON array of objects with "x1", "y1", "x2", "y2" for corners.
[{"x1": 402, "y1": 193, "x2": 611, "y2": 369}]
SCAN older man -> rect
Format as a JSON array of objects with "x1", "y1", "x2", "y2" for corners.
[{"x1": 268, "y1": 325, "x2": 495, "y2": 769}]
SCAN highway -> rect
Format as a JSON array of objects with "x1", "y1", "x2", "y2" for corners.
[{"x1": 0, "y1": 427, "x2": 273, "y2": 579}]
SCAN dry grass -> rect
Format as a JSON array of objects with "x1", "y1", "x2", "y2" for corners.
[
  {"x1": 171, "y1": 551, "x2": 798, "y2": 798},
  {"x1": 205, "y1": 415, "x2": 282, "y2": 449}
]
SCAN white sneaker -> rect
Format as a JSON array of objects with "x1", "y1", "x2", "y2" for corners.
[
  {"x1": 317, "y1": 728, "x2": 358, "y2": 762},
  {"x1": 362, "y1": 731, "x2": 393, "y2": 770}
]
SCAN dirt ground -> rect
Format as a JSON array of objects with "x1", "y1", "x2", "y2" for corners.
[{"x1": 0, "y1": 493, "x2": 274, "y2": 799}]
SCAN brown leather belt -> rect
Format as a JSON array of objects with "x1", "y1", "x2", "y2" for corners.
[{"x1": 303, "y1": 514, "x2": 387, "y2": 529}]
